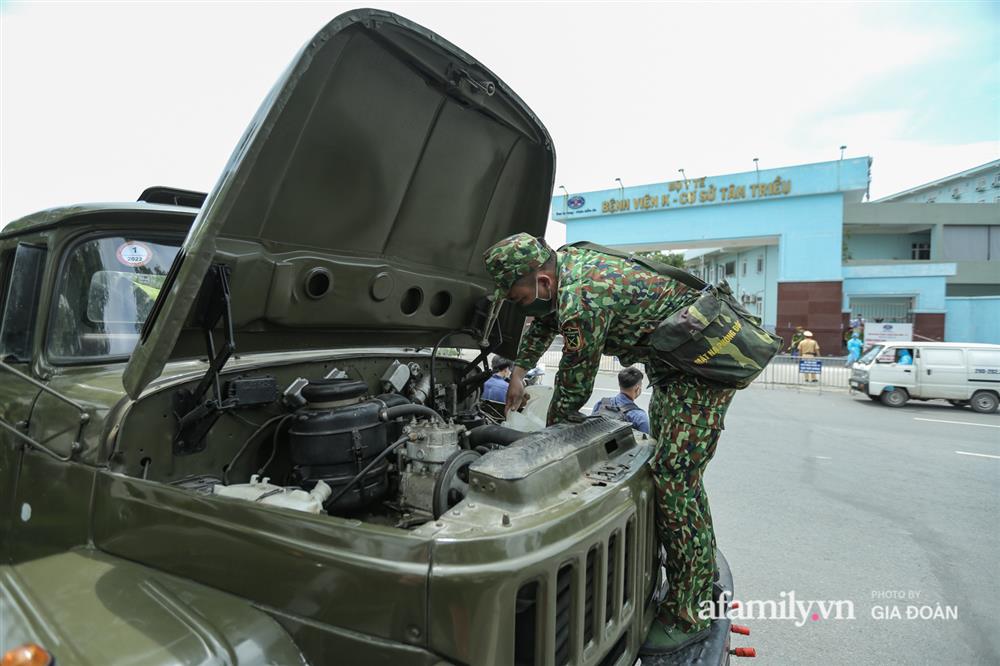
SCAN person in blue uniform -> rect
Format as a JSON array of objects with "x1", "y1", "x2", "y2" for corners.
[
  {"x1": 483, "y1": 356, "x2": 514, "y2": 403},
  {"x1": 846, "y1": 332, "x2": 863, "y2": 366},
  {"x1": 591, "y1": 366, "x2": 651, "y2": 434}
]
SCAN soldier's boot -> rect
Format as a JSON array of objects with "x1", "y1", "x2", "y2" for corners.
[{"x1": 639, "y1": 619, "x2": 710, "y2": 655}]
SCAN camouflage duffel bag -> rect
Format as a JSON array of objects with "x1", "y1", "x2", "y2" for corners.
[
  {"x1": 649, "y1": 282, "x2": 783, "y2": 389},
  {"x1": 562, "y1": 241, "x2": 782, "y2": 388}
]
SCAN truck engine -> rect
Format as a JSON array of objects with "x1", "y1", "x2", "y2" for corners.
[{"x1": 200, "y1": 358, "x2": 531, "y2": 527}]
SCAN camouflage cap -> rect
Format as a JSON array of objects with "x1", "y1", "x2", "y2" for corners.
[{"x1": 483, "y1": 233, "x2": 552, "y2": 299}]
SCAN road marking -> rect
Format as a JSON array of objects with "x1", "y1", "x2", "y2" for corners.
[
  {"x1": 914, "y1": 417, "x2": 1000, "y2": 429},
  {"x1": 815, "y1": 456, "x2": 832, "y2": 460},
  {"x1": 955, "y1": 451, "x2": 1000, "y2": 460}
]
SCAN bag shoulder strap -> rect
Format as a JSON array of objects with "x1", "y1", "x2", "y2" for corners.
[{"x1": 562, "y1": 241, "x2": 707, "y2": 291}]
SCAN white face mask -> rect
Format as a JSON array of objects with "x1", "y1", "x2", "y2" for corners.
[{"x1": 520, "y1": 277, "x2": 554, "y2": 316}]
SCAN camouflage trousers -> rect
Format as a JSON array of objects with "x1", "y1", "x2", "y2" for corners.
[{"x1": 648, "y1": 379, "x2": 735, "y2": 632}]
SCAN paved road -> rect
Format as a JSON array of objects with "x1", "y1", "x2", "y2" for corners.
[{"x1": 576, "y1": 374, "x2": 999, "y2": 665}]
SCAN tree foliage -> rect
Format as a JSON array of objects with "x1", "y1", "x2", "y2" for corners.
[{"x1": 631, "y1": 249, "x2": 686, "y2": 268}]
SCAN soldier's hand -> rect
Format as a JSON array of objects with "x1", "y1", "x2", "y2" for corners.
[{"x1": 505, "y1": 366, "x2": 527, "y2": 415}]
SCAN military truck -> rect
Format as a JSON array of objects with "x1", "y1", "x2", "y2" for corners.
[{"x1": 0, "y1": 10, "x2": 742, "y2": 665}]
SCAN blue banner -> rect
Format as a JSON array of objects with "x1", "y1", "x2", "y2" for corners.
[{"x1": 799, "y1": 359, "x2": 823, "y2": 374}]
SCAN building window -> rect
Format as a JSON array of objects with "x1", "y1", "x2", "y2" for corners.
[
  {"x1": 724, "y1": 261, "x2": 736, "y2": 277},
  {"x1": 911, "y1": 243, "x2": 930, "y2": 260},
  {"x1": 741, "y1": 261, "x2": 747, "y2": 277},
  {"x1": 756, "y1": 255, "x2": 764, "y2": 273}
]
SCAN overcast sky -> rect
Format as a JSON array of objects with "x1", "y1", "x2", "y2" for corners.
[{"x1": 2, "y1": 1, "x2": 997, "y2": 244}]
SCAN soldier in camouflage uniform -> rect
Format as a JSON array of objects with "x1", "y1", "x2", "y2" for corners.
[{"x1": 484, "y1": 233, "x2": 735, "y2": 655}]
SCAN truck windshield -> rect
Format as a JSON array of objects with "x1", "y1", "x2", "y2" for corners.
[
  {"x1": 48, "y1": 236, "x2": 181, "y2": 362},
  {"x1": 858, "y1": 345, "x2": 884, "y2": 365}
]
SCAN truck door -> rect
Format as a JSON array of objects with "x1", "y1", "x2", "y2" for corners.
[
  {"x1": 872, "y1": 345, "x2": 916, "y2": 395},
  {"x1": 0, "y1": 242, "x2": 47, "y2": 561},
  {"x1": 919, "y1": 347, "x2": 968, "y2": 399}
]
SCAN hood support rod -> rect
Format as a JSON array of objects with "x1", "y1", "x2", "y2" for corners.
[{"x1": 172, "y1": 264, "x2": 236, "y2": 455}]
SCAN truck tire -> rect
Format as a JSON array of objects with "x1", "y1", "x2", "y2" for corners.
[
  {"x1": 880, "y1": 388, "x2": 908, "y2": 408},
  {"x1": 970, "y1": 391, "x2": 999, "y2": 414}
]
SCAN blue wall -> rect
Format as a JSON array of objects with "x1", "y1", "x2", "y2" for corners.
[
  {"x1": 842, "y1": 263, "x2": 956, "y2": 312},
  {"x1": 556, "y1": 158, "x2": 871, "y2": 284},
  {"x1": 845, "y1": 232, "x2": 930, "y2": 261},
  {"x1": 686, "y1": 245, "x2": 779, "y2": 328},
  {"x1": 554, "y1": 157, "x2": 870, "y2": 221},
  {"x1": 946, "y1": 297, "x2": 1000, "y2": 343},
  {"x1": 565, "y1": 194, "x2": 845, "y2": 282}
]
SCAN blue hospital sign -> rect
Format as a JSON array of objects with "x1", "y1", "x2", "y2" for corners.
[{"x1": 799, "y1": 359, "x2": 823, "y2": 374}]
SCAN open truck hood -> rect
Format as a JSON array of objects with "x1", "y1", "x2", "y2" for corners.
[{"x1": 123, "y1": 9, "x2": 554, "y2": 398}]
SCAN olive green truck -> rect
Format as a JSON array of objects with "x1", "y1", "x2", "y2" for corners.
[{"x1": 0, "y1": 10, "x2": 739, "y2": 666}]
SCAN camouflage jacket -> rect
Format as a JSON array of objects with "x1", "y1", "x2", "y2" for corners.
[{"x1": 514, "y1": 246, "x2": 699, "y2": 425}]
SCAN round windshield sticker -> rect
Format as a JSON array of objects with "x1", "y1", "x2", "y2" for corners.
[{"x1": 116, "y1": 241, "x2": 152, "y2": 267}]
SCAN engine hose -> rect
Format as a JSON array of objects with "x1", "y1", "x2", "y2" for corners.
[
  {"x1": 222, "y1": 413, "x2": 289, "y2": 486},
  {"x1": 381, "y1": 403, "x2": 441, "y2": 423},
  {"x1": 468, "y1": 424, "x2": 528, "y2": 448},
  {"x1": 326, "y1": 435, "x2": 409, "y2": 507}
]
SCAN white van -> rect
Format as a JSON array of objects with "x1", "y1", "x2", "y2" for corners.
[{"x1": 849, "y1": 341, "x2": 1000, "y2": 413}]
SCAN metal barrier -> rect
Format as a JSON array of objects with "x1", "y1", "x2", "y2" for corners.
[
  {"x1": 540, "y1": 350, "x2": 624, "y2": 374},
  {"x1": 754, "y1": 354, "x2": 850, "y2": 390},
  {"x1": 464, "y1": 347, "x2": 851, "y2": 390},
  {"x1": 534, "y1": 351, "x2": 851, "y2": 390}
]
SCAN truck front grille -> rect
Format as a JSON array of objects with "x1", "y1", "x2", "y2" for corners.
[
  {"x1": 555, "y1": 564, "x2": 574, "y2": 665},
  {"x1": 512, "y1": 492, "x2": 656, "y2": 666},
  {"x1": 623, "y1": 519, "x2": 634, "y2": 607},
  {"x1": 584, "y1": 547, "x2": 596, "y2": 644},
  {"x1": 514, "y1": 581, "x2": 539, "y2": 666},
  {"x1": 605, "y1": 531, "x2": 618, "y2": 626}
]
